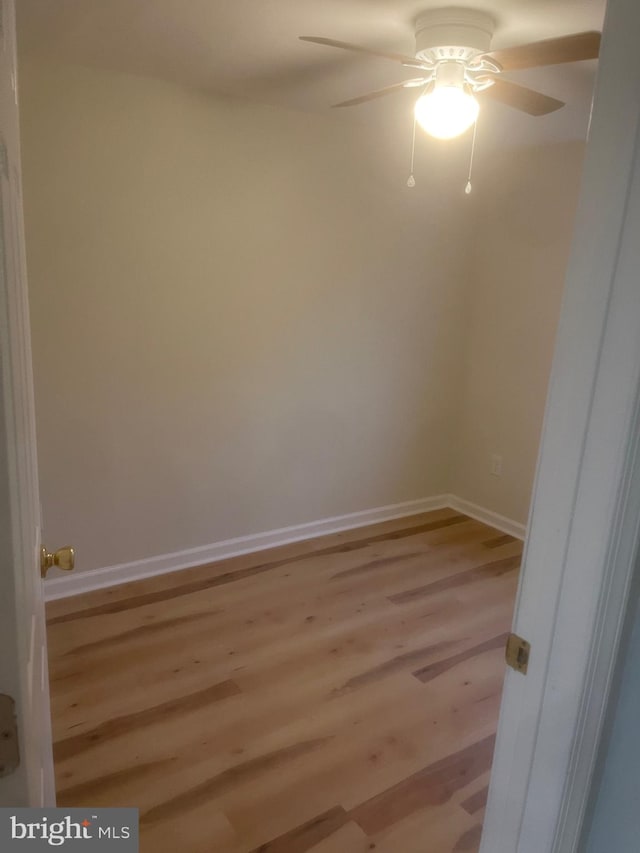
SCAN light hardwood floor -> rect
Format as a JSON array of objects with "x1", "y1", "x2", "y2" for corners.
[{"x1": 46, "y1": 508, "x2": 521, "y2": 852}]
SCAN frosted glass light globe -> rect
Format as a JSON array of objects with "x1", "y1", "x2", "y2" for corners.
[{"x1": 414, "y1": 87, "x2": 479, "y2": 139}]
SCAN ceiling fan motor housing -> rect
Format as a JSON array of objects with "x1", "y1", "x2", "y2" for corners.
[{"x1": 414, "y1": 7, "x2": 496, "y2": 63}]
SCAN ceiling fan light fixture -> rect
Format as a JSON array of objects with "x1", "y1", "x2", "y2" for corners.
[
  {"x1": 414, "y1": 83, "x2": 479, "y2": 139},
  {"x1": 301, "y1": 14, "x2": 598, "y2": 131},
  {"x1": 414, "y1": 60, "x2": 479, "y2": 139}
]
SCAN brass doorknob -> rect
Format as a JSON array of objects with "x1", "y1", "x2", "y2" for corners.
[{"x1": 41, "y1": 545, "x2": 75, "y2": 578}]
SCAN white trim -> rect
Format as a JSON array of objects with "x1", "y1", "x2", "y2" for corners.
[
  {"x1": 43, "y1": 493, "x2": 525, "y2": 601},
  {"x1": 447, "y1": 495, "x2": 526, "y2": 541},
  {"x1": 44, "y1": 495, "x2": 451, "y2": 600}
]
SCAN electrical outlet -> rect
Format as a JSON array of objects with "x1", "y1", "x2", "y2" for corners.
[{"x1": 491, "y1": 454, "x2": 502, "y2": 477}]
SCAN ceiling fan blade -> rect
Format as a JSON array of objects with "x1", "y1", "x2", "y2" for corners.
[
  {"x1": 332, "y1": 79, "x2": 426, "y2": 108},
  {"x1": 486, "y1": 31, "x2": 601, "y2": 71},
  {"x1": 299, "y1": 36, "x2": 426, "y2": 69},
  {"x1": 478, "y1": 79, "x2": 565, "y2": 116}
]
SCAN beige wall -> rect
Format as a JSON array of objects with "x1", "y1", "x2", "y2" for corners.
[
  {"x1": 19, "y1": 59, "x2": 472, "y2": 572},
  {"x1": 20, "y1": 58, "x2": 584, "y2": 574},
  {"x1": 451, "y1": 142, "x2": 585, "y2": 524}
]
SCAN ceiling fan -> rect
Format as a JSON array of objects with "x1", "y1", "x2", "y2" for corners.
[{"x1": 300, "y1": 8, "x2": 601, "y2": 140}]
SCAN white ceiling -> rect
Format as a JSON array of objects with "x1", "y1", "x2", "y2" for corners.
[{"x1": 17, "y1": 0, "x2": 607, "y2": 146}]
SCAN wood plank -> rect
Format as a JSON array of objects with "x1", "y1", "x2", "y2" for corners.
[
  {"x1": 389, "y1": 555, "x2": 520, "y2": 605},
  {"x1": 453, "y1": 823, "x2": 483, "y2": 851},
  {"x1": 413, "y1": 633, "x2": 509, "y2": 683},
  {"x1": 141, "y1": 738, "x2": 332, "y2": 828},
  {"x1": 368, "y1": 801, "x2": 478, "y2": 853},
  {"x1": 54, "y1": 679, "x2": 241, "y2": 763},
  {"x1": 248, "y1": 806, "x2": 349, "y2": 853},
  {"x1": 461, "y1": 785, "x2": 489, "y2": 815},
  {"x1": 349, "y1": 735, "x2": 496, "y2": 834},
  {"x1": 482, "y1": 533, "x2": 517, "y2": 549},
  {"x1": 307, "y1": 821, "x2": 368, "y2": 852},
  {"x1": 139, "y1": 805, "x2": 241, "y2": 853}
]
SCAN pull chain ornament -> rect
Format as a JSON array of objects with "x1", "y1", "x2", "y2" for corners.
[
  {"x1": 407, "y1": 113, "x2": 418, "y2": 188},
  {"x1": 465, "y1": 117, "x2": 478, "y2": 195}
]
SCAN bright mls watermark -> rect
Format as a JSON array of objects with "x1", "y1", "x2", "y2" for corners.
[{"x1": 0, "y1": 809, "x2": 138, "y2": 850}]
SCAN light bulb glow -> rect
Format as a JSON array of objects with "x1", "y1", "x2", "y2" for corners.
[{"x1": 414, "y1": 87, "x2": 479, "y2": 140}]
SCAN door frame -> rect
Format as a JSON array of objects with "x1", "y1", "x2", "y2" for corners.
[
  {"x1": 480, "y1": 0, "x2": 640, "y2": 850},
  {"x1": 0, "y1": 0, "x2": 54, "y2": 807}
]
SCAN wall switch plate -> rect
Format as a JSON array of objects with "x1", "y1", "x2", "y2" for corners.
[{"x1": 491, "y1": 454, "x2": 503, "y2": 477}]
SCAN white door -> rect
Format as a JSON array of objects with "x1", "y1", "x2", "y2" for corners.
[
  {"x1": 480, "y1": 0, "x2": 640, "y2": 850},
  {"x1": 0, "y1": 0, "x2": 55, "y2": 807}
]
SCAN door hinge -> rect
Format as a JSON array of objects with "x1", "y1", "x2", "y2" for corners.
[
  {"x1": 0, "y1": 694, "x2": 20, "y2": 777},
  {"x1": 505, "y1": 632, "x2": 531, "y2": 675}
]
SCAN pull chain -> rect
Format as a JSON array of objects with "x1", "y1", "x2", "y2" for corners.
[
  {"x1": 407, "y1": 113, "x2": 417, "y2": 188},
  {"x1": 465, "y1": 117, "x2": 478, "y2": 195}
]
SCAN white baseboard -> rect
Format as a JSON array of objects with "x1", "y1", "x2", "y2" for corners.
[
  {"x1": 44, "y1": 495, "x2": 450, "y2": 601},
  {"x1": 44, "y1": 493, "x2": 526, "y2": 601},
  {"x1": 446, "y1": 495, "x2": 527, "y2": 541}
]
